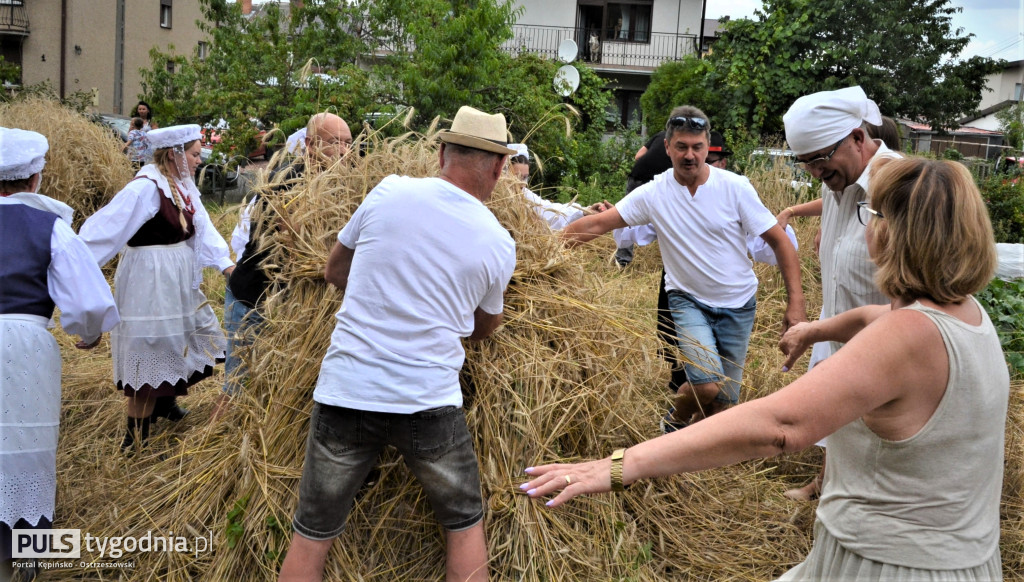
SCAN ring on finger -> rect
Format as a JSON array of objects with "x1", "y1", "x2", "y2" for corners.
[{"x1": 565, "y1": 475, "x2": 572, "y2": 485}]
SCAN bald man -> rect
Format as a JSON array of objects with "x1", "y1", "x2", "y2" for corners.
[{"x1": 214, "y1": 113, "x2": 352, "y2": 420}]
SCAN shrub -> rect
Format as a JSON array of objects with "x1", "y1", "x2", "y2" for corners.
[
  {"x1": 977, "y1": 174, "x2": 1024, "y2": 244},
  {"x1": 977, "y1": 277, "x2": 1024, "y2": 377}
]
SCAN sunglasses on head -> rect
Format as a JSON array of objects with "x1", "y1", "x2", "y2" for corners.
[{"x1": 668, "y1": 116, "x2": 708, "y2": 130}]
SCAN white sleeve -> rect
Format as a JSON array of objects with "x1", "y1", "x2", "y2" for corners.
[
  {"x1": 613, "y1": 224, "x2": 658, "y2": 249},
  {"x1": 478, "y1": 245, "x2": 515, "y2": 316},
  {"x1": 229, "y1": 197, "x2": 257, "y2": 259},
  {"x1": 193, "y1": 193, "x2": 234, "y2": 271},
  {"x1": 78, "y1": 180, "x2": 161, "y2": 267},
  {"x1": 48, "y1": 220, "x2": 120, "y2": 343}
]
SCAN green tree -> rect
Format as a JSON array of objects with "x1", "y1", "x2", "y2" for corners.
[
  {"x1": 997, "y1": 102, "x2": 1024, "y2": 152},
  {"x1": 700, "y1": 0, "x2": 1001, "y2": 136},
  {"x1": 141, "y1": 0, "x2": 371, "y2": 157},
  {"x1": 365, "y1": 0, "x2": 521, "y2": 124},
  {"x1": 639, "y1": 57, "x2": 715, "y2": 129}
]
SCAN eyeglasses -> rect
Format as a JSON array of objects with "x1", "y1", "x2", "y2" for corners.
[
  {"x1": 857, "y1": 201, "x2": 883, "y2": 226},
  {"x1": 668, "y1": 116, "x2": 708, "y2": 131},
  {"x1": 796, "y1": 135, "x2": 848, "y2": 170},
  {"x1": 705, "y1": 155, "x2": 723, "y2": 164}
]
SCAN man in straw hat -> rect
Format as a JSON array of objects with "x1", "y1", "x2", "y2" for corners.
[
  {"x1": 215, "y1": 112, "x2": 352, "y2": 420},
  {"x1": 775, "y1": 85, "x2": 901, "y2": 501},
  {"x1": 562, "y1": 105, "x2": 806, "y2": 433},
  {"x1": 278, "y1": 106, "x2": 516, "y2": 582},
  {"x1": 0, "y1": 128, "x2": 119, "y2": 578}
]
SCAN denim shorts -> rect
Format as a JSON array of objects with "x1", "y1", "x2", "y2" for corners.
[
  {"x1": 292, "y1": 403, "x2": 484, "y2": 540},
  {"x1": 666, "y1": 290, "x2": 757, "y2": 404},
  {"x1": 222, "y1": 286, "x2": 264, "y2": 396}
]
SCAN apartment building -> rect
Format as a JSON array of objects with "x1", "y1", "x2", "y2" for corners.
[{"x1": 0, "y1": 0, "x2": 208, "y2": 114}]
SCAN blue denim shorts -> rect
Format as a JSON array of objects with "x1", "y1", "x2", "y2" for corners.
[
  {"x1": 666, "y1": 290, "x2": 757, "y2": 404},
  {"x1": 292, "y1": 403, "x2": 484, "y2": 540},
  {"x1": 222, "y1": 286, "x2": 264, "y2": 396}
]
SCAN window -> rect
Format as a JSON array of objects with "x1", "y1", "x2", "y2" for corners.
[
  {"x1": 604, "y1": 3, "x2": 651, "y2": 43},
  {"x1": 160, "y1": 0, "x2": 172, "y2": 29},
  {"x1": 166, "y1": 60, "x2": 175, "y2": 73},
  {"x1": 606, "y1": 89, "x2": 642, "y2": 129},
  {"x1": 1015, "y1": 83, "x2": 1022, "y2": 102},
  {"x1": 197, "y1": 41, "x2": 209, "y2": 61}
]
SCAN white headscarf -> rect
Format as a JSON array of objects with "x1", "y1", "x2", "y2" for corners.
[{"x1": 783, "y1": 86, "x2": 882, "y2": 156}]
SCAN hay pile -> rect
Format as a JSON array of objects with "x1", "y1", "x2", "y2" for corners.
[
  {"x1": 45, "y1": 133, "x2": 1024, "y2": 581},
  {"x1": 0, "y1": 97, "x2": 135, "y2": 228}
]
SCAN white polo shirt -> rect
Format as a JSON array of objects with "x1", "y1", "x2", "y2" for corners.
[
  {"x1": 616, "y1": 166, "x2": 778, "y2": 308},
  {"x1": 314, "y1": 175, "x2": 516, "y2": 414}
]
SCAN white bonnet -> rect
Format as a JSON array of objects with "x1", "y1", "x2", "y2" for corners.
[
  {"x1": 0, "y1": 127, "x2": 48, "y2": 181},
  {"x1": 148, "y1": 124, "x2": 202, "y2": 150}
]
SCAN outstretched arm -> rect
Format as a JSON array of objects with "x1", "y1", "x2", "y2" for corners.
[
  {"x1": 779, "y1": 303, "x2": 891, "y2": 370},
  {"x1": 521, "y1": 308, "x2": 941, "y2": 507},
  {"x1": 776, "y1": 198, "x2": 823, "y2": 230},
  {"x1": 561, "y1": 207, "x2": 629, "y2": 246}
]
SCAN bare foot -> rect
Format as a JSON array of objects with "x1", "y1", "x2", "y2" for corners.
[
  {"x1": 784, "y1": 476, "x2": 822, "y2": 502},
  {"x1": 210, "y1": 393, "x2": 232, "y2": 423}
]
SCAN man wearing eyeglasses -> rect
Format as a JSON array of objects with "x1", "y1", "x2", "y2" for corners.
[
  {"x1": 563, "y1": 106, "x2": 806, "y2": 431},
  {"x1": 775, "y1": 86, "x2": 901, "y2": 501}
]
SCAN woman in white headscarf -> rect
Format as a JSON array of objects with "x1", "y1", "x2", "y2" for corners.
[{"x1": 80, "y1": 125, "x2": 234, "y2": 450}]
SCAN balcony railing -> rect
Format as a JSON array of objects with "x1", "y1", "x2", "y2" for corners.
[
  {"x1": 502, "y1": 24, "x2": 697, "y2": 71},
  {"x1": 0, "y1": 3, "x2": 29, "y2": 36}
]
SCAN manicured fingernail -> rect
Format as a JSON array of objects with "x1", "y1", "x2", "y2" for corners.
[
  {"x1": 781, "y1": 366, "x2": 789, "y2": 372},
  {"x1": 519, "y1": 483, "x2": 529, "y2": 490},
  {"x1": 545, "y1": 500, "x2": 554, "y2": 507},
  {"x1": 527, "y1": 489, "x2": 536, "y2": 496},
  {"x1": 524, "y1": 467, "x2": 534, "y2": 473}
]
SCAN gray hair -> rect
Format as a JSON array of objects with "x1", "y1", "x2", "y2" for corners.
[{"x1": 442, "y1": 142, "x2": 504, "y2": 169}]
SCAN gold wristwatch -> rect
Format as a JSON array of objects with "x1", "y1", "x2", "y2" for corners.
[{"x1": 611, "y1": 448, "x2": 627, "y2": 491}]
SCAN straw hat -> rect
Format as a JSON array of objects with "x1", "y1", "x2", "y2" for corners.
[
  {"x1": 439, "y1": 106, "x2": 517, "y2": 156},
  {"x1": 0, "y1": 127, "x2": 48, "y2": 180},
  {"x1": 149, "y1": 124, "x2": 202, "y2": 150}
]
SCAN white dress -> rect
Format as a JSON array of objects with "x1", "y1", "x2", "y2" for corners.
[
  {"x1": 79, "y1": 166, "x2": 233, "y2": 395},
  {"x1": 0, "y1": 197, "x2": 119, "y2": 527}
]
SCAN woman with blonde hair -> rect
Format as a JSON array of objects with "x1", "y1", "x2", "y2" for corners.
[
  {"x1": 522, "y1": 157, "x2": 1008, "y2": 580},
  {"x1": 80, "y1": 125, "x2": 234, "y2": 450}
]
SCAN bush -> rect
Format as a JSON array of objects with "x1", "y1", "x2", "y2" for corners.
[
  {"x1": 977, "y1": 174, "x2": 1024, "y2": 244},
  {"x1": 977, "y1": 277, "x2": 1024, "y2": 377}
]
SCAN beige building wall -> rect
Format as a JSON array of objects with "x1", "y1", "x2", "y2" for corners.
[
  {"x1": 18, "y1": 0, "x2": 207, "y2": 115},
  {"x1": 978, "y1": 60, "x2": 1024, "y2": 111}
]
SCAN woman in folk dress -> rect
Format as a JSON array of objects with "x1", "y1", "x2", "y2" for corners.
[
  {"x1": 0, "y1": 128, "x2": 119, "y2": 577},
  {"x1": 80, "y1": 124, "x2": 234, "y2": 449}
]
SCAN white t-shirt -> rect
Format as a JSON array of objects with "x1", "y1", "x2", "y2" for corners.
[
  {"x1": 314, "y1": 175, "x2": 516, "y2": 414},
  {"x1": 616, "y1": 166, "x2": 778, "y2": 308}
]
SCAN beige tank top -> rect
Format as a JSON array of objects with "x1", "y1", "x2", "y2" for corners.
[{"x1": 816, "y1": 297, "x2": 1009, "y2": 570}]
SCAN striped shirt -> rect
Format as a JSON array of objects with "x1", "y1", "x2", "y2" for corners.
[{"x1": 818, "y1": 141, "x2": 901, "y2": 357}]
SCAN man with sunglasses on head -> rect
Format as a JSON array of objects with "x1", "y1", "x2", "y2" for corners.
[
  {"x1": 775, "y1": 86, "x2": 902, "y2": 501},
  {"x1": 564, "y1": 106, "x2": 806, "y2": 431}
]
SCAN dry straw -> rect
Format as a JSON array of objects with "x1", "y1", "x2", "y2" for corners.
[
  {"x1": 43, "y1": 131, "x2": 1024, "y2": 581},
  {"x1": 0, "y1": 97, "x2": 135, "y2": 228}
]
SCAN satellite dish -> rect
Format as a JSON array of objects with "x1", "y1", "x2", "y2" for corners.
[
  {"x1": 557, "y1": 39, "x2": 578, "y2": 63},
  {"x1": 554, "y1": 65, "x2": 580, "y2": 96}
]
